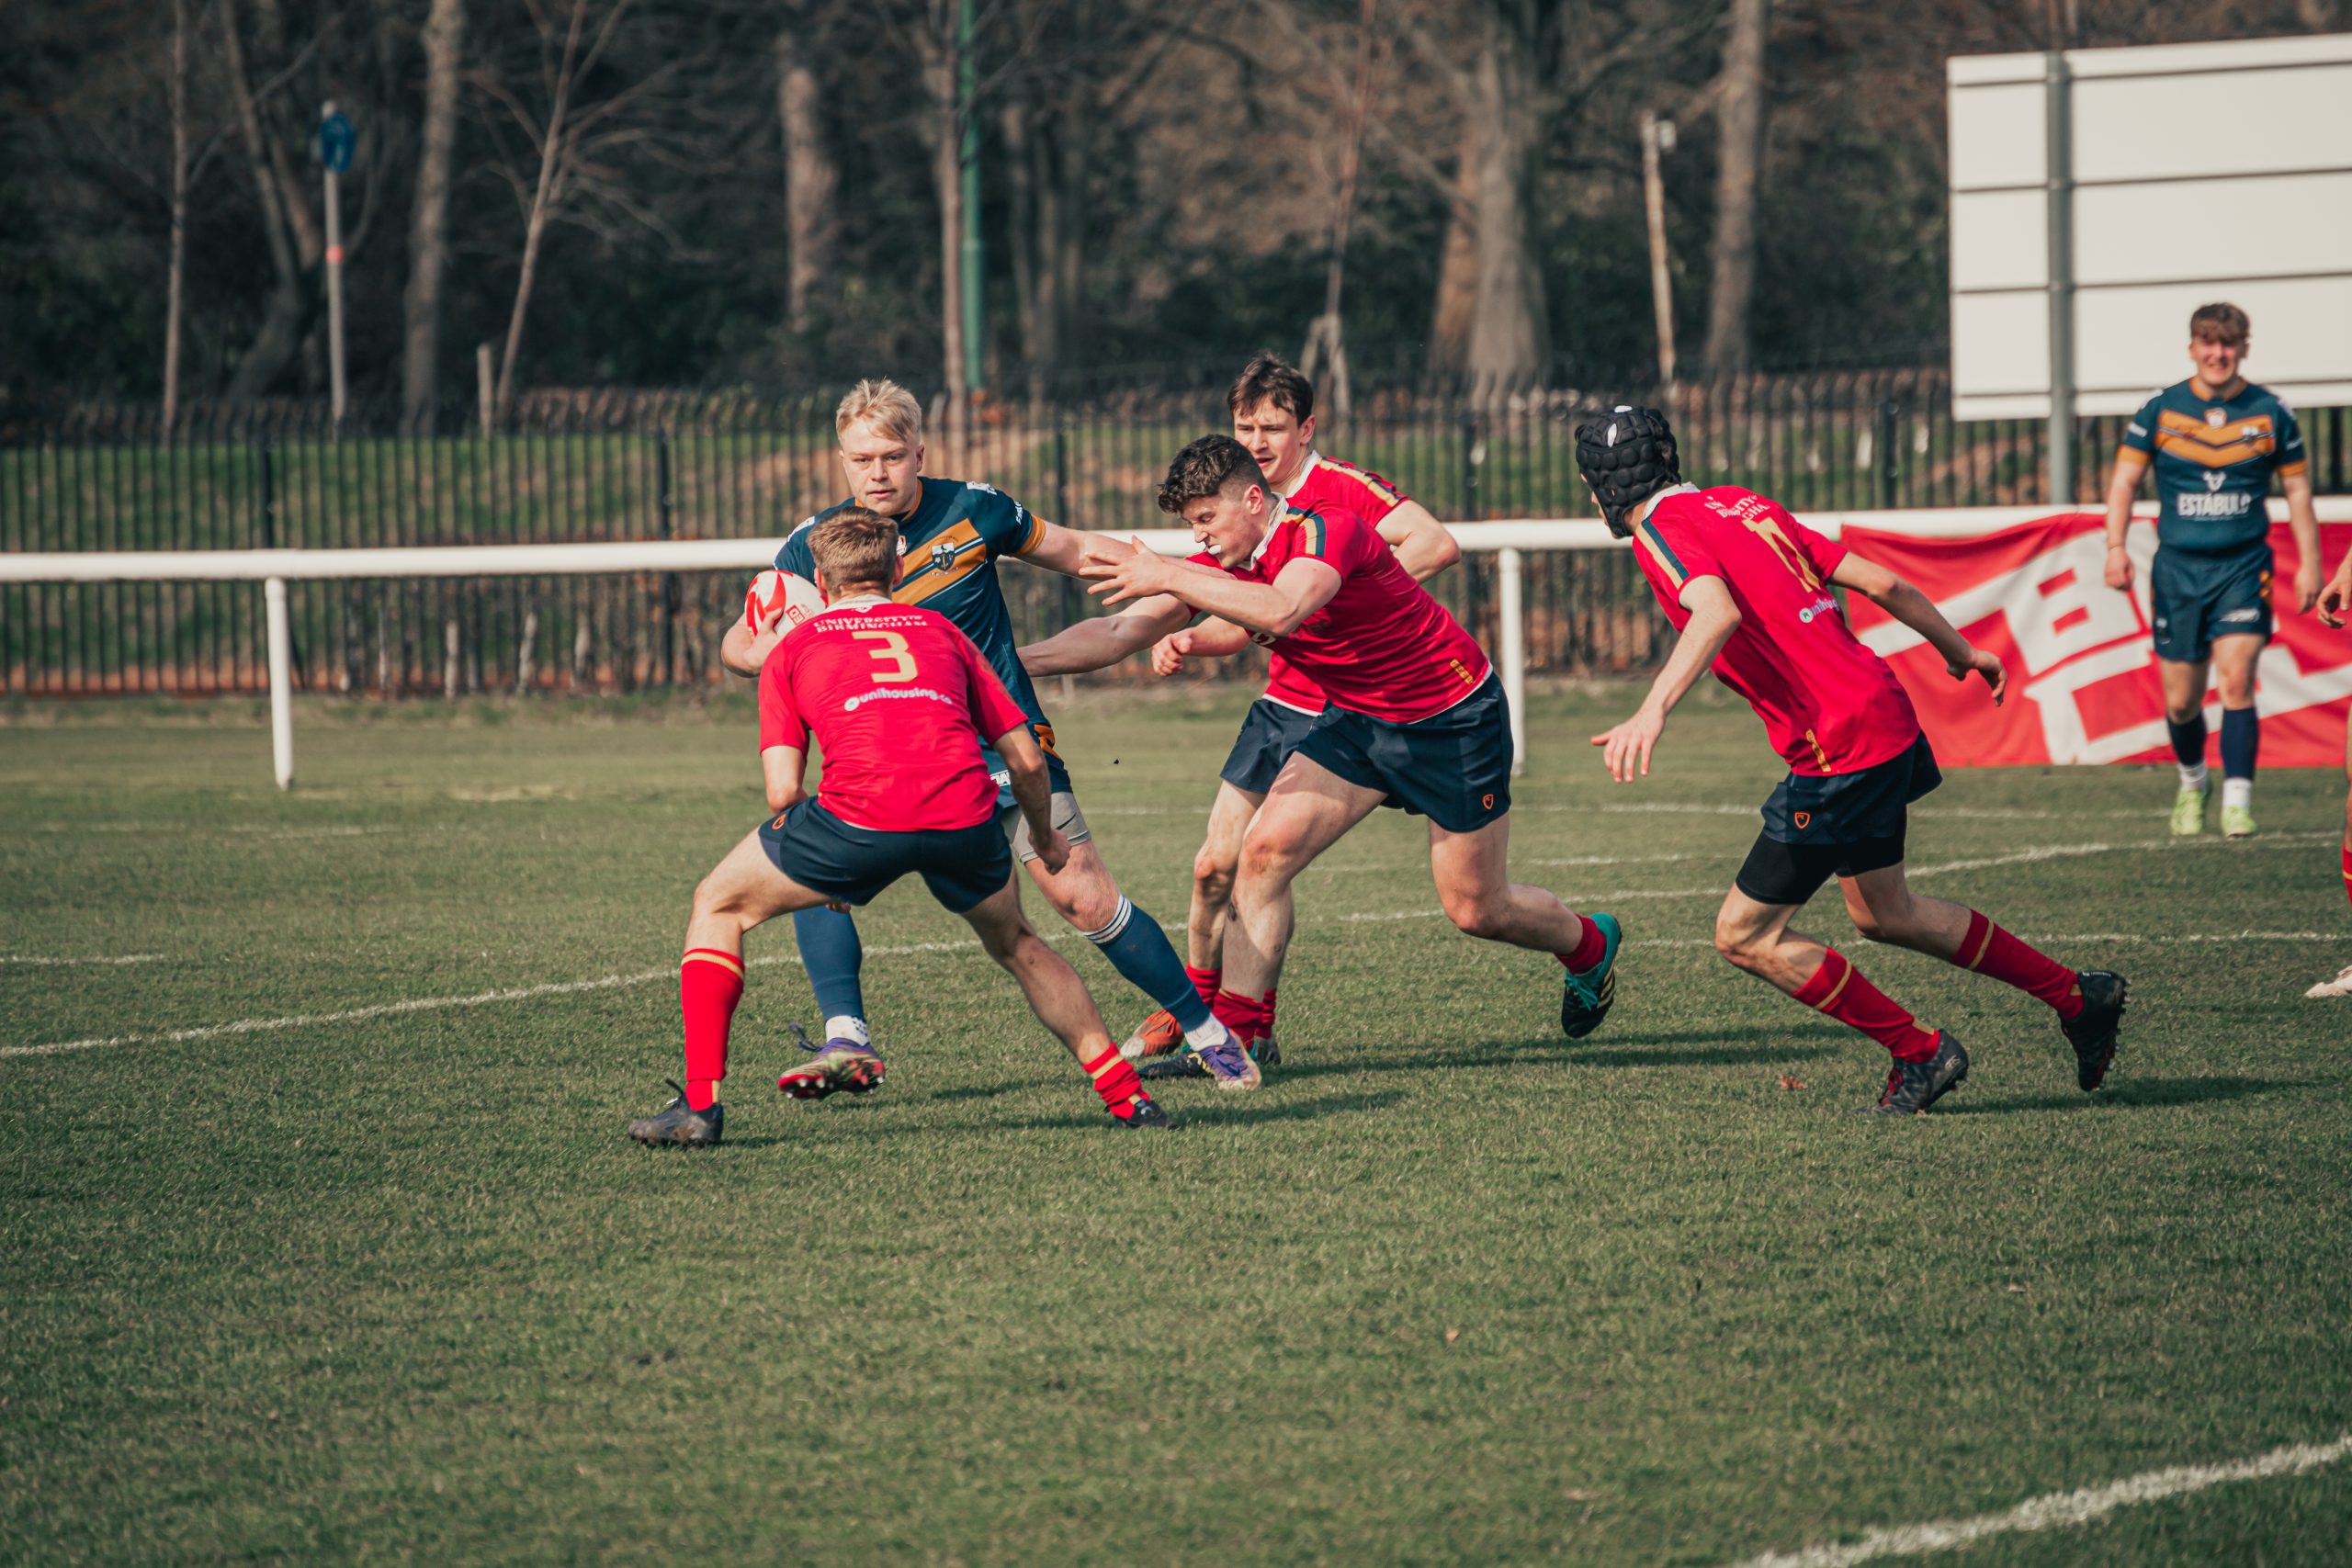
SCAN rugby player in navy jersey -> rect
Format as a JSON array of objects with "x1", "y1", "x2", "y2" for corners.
[
  {"x1": 714, "y1": 380, "x2": 1250, "y2": 1094},
  {"x1": 2100, "y1": 303, "x2": 2323, "y2": 839}
]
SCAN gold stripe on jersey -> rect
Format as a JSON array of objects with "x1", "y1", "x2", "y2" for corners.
[
  {"x1": 890, "y1": 520, "x2": 988, "y2": 605},
  {"x1": 1631, "y1": 523, "x2": 1688, "y2": 591},
  {"x1": 2153, "y1": 409, "x2": 2278, "y2": 468},
  {"x1": 1313, "y1": 455, "x2": 1404, "y2": 508},
  {"x1": 1011, "y1": 509, "x2": 1046, "y2": 556}
]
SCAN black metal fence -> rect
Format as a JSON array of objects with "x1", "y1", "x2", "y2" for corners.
[{"x1": 6, "y1": 368, "x2": 2346, "y2": 697}]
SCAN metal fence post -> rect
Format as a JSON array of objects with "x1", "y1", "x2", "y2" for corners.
[
  {"x1": 1458, "y1": 410, "x2": 1483, "y2": 636},
  {"x1": 1876, "y1": 399, "x2": 1902, "y2": 510},
  {"x1": 657, "y1": 432, "x2": 676, "y2": 687}
]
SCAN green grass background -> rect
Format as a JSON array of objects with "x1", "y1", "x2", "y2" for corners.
[{"x1": 2, "y1": 685, "x2": 2347, "y2": 1564}]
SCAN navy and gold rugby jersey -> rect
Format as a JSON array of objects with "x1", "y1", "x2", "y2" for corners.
[
  {"x1": 2120, "y1": 378, "x2": 2307, "y2": 554},
  {"x1": 775, "y1": 477, "x2": 1067, "y2": 795}
]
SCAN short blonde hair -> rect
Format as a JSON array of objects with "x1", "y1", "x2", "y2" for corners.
[{"x1": 835, "y1": 378, "x2": 923, "y2": 445}]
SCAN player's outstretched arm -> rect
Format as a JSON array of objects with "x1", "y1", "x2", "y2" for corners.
[
  {"x1": 1083, "y1": 536, "x2": 1340, "y2": 638},
  {"x1": 1015, "y1": 521, "x2": 1114, "y2": 580},
  {"x1": 992, "y1": 725, "x2": 1069, "y2": 874},
  {"x1": 761, "y1": 743, "x2": 808, "y2": 813},
  {"x1": 1376, "y1": 500, "x2": 1462, "y2": 581},
  {"x1": 1590, "y1": 575, "x2": 1740, "y2": 782},
  {"x1": 1833, "y1": 551, "x2": 2006, "y2": 705},
  {"x1": 2284, "y1": 470, "x2": 2324, "y2": 613},
  {"x1": 1020, "y1": 598, "x2": 1194, "y2": 677},
  {"x1": 2101, "y1": 452, "x2": 2148, "y2": 592},
  {"x1": 1152, "y1": 619, "x2": 1252, "y2": 677}
]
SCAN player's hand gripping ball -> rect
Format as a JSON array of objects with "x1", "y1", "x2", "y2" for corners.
[{"x1": 744, "y1": 569, "x2": 826, "y2": 634}]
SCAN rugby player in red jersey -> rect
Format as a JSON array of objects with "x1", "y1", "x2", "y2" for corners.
[
  {"x1": 628, "y1": 508, "x2": 1170, "y2": 1145},
  {"x1": 1021, "y1": 435, "x2": 1623, "y2": 1086},
  {"x1": 2310, "y1": 540, "x2": 2352, "y2": 998},
  {"x1": 1110, "y1": 355, "x2": 1461, "y2": 1067},
  {"x1": 1578, "y1": 406, "x2": 2129, "y2": 1113}
]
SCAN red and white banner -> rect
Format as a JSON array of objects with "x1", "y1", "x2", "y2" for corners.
[{"x1": 1844, "y1": 514, "x2": 2352, "y2": 767}]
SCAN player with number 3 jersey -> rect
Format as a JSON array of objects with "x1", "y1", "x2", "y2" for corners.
[
  {"x1": 1583, "y1": 405, "x2": 2128, "y2": 1114},
  {"x1": 628, "y1": 507, "x2": 1170, "y2": 1146}
]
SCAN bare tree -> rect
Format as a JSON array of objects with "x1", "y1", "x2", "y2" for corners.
[
  {"x1": 218, "y1": 0, "x2": 321, "y2": 399},
  {"x1": 401, "y1": 0, "x2": 465, "y2": 433},
  {"x1": 776, "y1": 20, "x2": 837, "y2": 336},
  {"x1": 474, "y1": 0, "x2": 687, "y2": 426},
  {"x1": 1702, "y1": 0, "x2": 1767, "y2": 375},
  {"x1": 164, "y1": 0, "x2": 191, "y2": 430}
]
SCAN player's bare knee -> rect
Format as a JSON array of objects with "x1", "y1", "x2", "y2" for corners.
[
  {"x1": 1235, "y1": 829, "x2": 1302, "y2": 891},
  {"x1": 1441, "y1": 888, "x2": 1510, "y2": 940},
  {"x1": 1713, "y1": 919, "x2": 1765, "y2": 971},
  {"x1": 1192, "y1": 846, "x2": 1238, "y2": 905}
]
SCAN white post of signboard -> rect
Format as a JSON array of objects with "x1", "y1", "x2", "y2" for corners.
[{"x1": 2043, "y1": 50, "x2": 2073, "y2": 508}]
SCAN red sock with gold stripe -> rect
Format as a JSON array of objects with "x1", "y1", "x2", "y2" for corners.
[
  {"x1": 680, "y1": 948, "x2": 745, "y2": 1111},
  {"x1": 1081, "y1": 1044, "x2": 1144, "y2": 1116},
  {"x1": 1792, "y1": 948, "x2": 1939, "y2": 1061},
  {"x1": 1956, "y1": 909, "x2": 2083, "y2": 1020},
  {"x1": 1211, "y1": 987, "x2": 1266, "y2": 1044},
  {"x1": 2342, "y1": 842, "x2": 2351, "y2": 913}
]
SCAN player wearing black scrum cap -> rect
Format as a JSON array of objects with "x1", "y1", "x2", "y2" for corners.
[{"x1": 1576, "y1": 406, "x2": 2128, "y2": 1114}]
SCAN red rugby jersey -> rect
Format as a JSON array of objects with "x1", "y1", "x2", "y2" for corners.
[
  {"x1": 1628, "y1": 485, "x2": 1919, "y2": 775},
  {"x1": 759, "y1": 601, "x2": 1031, "y2": 830},
  {"x1": 1192, "y1": 504, "x2": 1490, "y2": 725},
  {"x1": 1261, "y1": 453, "x2": 1410, "y2": 713}
]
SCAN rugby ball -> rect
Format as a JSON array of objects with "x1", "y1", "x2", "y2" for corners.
[{"x1": 743, "y1": 569, "x2": 827, "y2": 633}]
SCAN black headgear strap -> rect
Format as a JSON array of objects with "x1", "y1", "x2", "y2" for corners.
[{"x1": 1573, "y1": 405, "x2": 1681, "y2": 538}]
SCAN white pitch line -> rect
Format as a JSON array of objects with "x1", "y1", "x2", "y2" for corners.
[
  {"x1": 0, "y1": 935, "x2": 1004, "y2": 1060},
  {"x1": 0, "y1": 953, "x2": 164, "y2": 967},
  {"x1": 1726, "y1": 1432, "x2": 2352, "y2": 1568},
  {"x1": 8, "y1": 832, "x2": 2345, "y2": 1059}
]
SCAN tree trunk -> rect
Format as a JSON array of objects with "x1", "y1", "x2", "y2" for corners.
[
  {"x1": 1001, "y1": 102, "x2": 1040, "y2": 396},
  {"x1": 1702, "y1": 0, "x2": 1769, "y2": 376},
  {"x1": 1046, "y1": 107, "x2": 1085, "y2": 387},
  {"x1": 1462, "y1": 5, "x2": 1548, "y2": 398},
  {"x1": 1428, "y1": 127, "x2": 1478, "y2": 378},
  {"x1": 164, "y1": 0, "x2": 189, "y2": 430},
  {"x1": 220, "y1": 0, "x2": 311, "y2": 400},
  {"x1": 492, "y1": 0, "x2": 587, "y2": 428},
  {"x1": 921, "y1": 8, "x2": 966, "y2": 457},
  {"x1": 776, "y1": 35, "x2": 835, "y2": 336},
  {"x1": 401, "y1": 0, "x2": 464, "y2": 434}
]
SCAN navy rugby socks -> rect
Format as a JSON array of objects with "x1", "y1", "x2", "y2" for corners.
[
  {"x1": 793, "y1": 907, "x2": 868, "y2": 1032},
  {"x1": 1081, "y1": 897, "x2": 1219, "y2": 1034}
]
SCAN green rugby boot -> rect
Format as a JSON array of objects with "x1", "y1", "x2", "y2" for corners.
[
  {"x1": 1560, "y1": 912, "x2": 1623, "y2": 1040},
  {"x1": 2169, "y1": 778, "x2": 2210, "y2": 836},
  {"x1": 2221, "y1": 803, "x2": 2256, "y2": 840}
]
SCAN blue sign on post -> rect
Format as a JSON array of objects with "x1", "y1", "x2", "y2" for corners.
[{"x1": 317, "y1": 110, "x2": 354, "y2": 175}]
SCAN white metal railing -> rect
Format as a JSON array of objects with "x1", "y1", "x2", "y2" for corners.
[{"x1": 4, "y1": 500, "x2": 2346, "y2": 789}]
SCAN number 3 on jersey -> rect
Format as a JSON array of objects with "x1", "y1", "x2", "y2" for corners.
[{"x1": 852, "y1": 629, "x2": 919, "y2": 682}]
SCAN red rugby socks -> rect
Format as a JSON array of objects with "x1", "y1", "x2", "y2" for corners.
[
  {"x1": 2342, "y1": 843, "x2": 2351, "y2": 913},
  {"x1": 679, "y1": 948, "x2": 745, "y2": 1111},
  {"x1": 1793, "y1": 948, "x2": 1939, "y2": 1061},
  {"x1": 1559, "y1": 914, "x2": 1609, "y2": 974},
  {"x1": 1081, "y1": 1045, "x2": 1145, "y2": 1116},
  {"x1": 1212, "y1": 987, "x2": 1268, "y2": 1044},
  {"x1": 1185, "y1": 964, "x2": 1221, "y2": 1009},
  {"x1": 1956, "y1": 909, "x2": 2083, "y2": 1021}
]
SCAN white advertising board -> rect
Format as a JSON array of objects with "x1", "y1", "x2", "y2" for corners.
[{"x1": 1948, "y1": 33, "x2": 2352, "y2": 420}]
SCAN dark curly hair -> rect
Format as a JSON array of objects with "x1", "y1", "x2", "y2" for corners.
[{"x1": 1156, "y1": 434, "x2": 1269, "y2": 514}]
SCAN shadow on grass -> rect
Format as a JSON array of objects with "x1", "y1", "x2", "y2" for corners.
[
  {"x1": 1938, "y1": 1074, "x2": 2298, "y2": 1116},
  {"x1": 722, "y1": 1088, "x2": 1408, "y2": 1144}
]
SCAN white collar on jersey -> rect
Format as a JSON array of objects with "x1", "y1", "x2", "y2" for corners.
[
  {"x1": 827, "y1": 592, "x2": 891, "y2": 613},
  {"x1": 1272, "y1": 449, "x2": 1321, "y2": 502},
  {"x1": 1632, "y1": 482, "x2": 1701, "y2": 529}
]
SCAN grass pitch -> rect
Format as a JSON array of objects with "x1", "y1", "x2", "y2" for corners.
[{"x1": 3, "y1": 684, "x2": 2348, "y2": 1565}]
